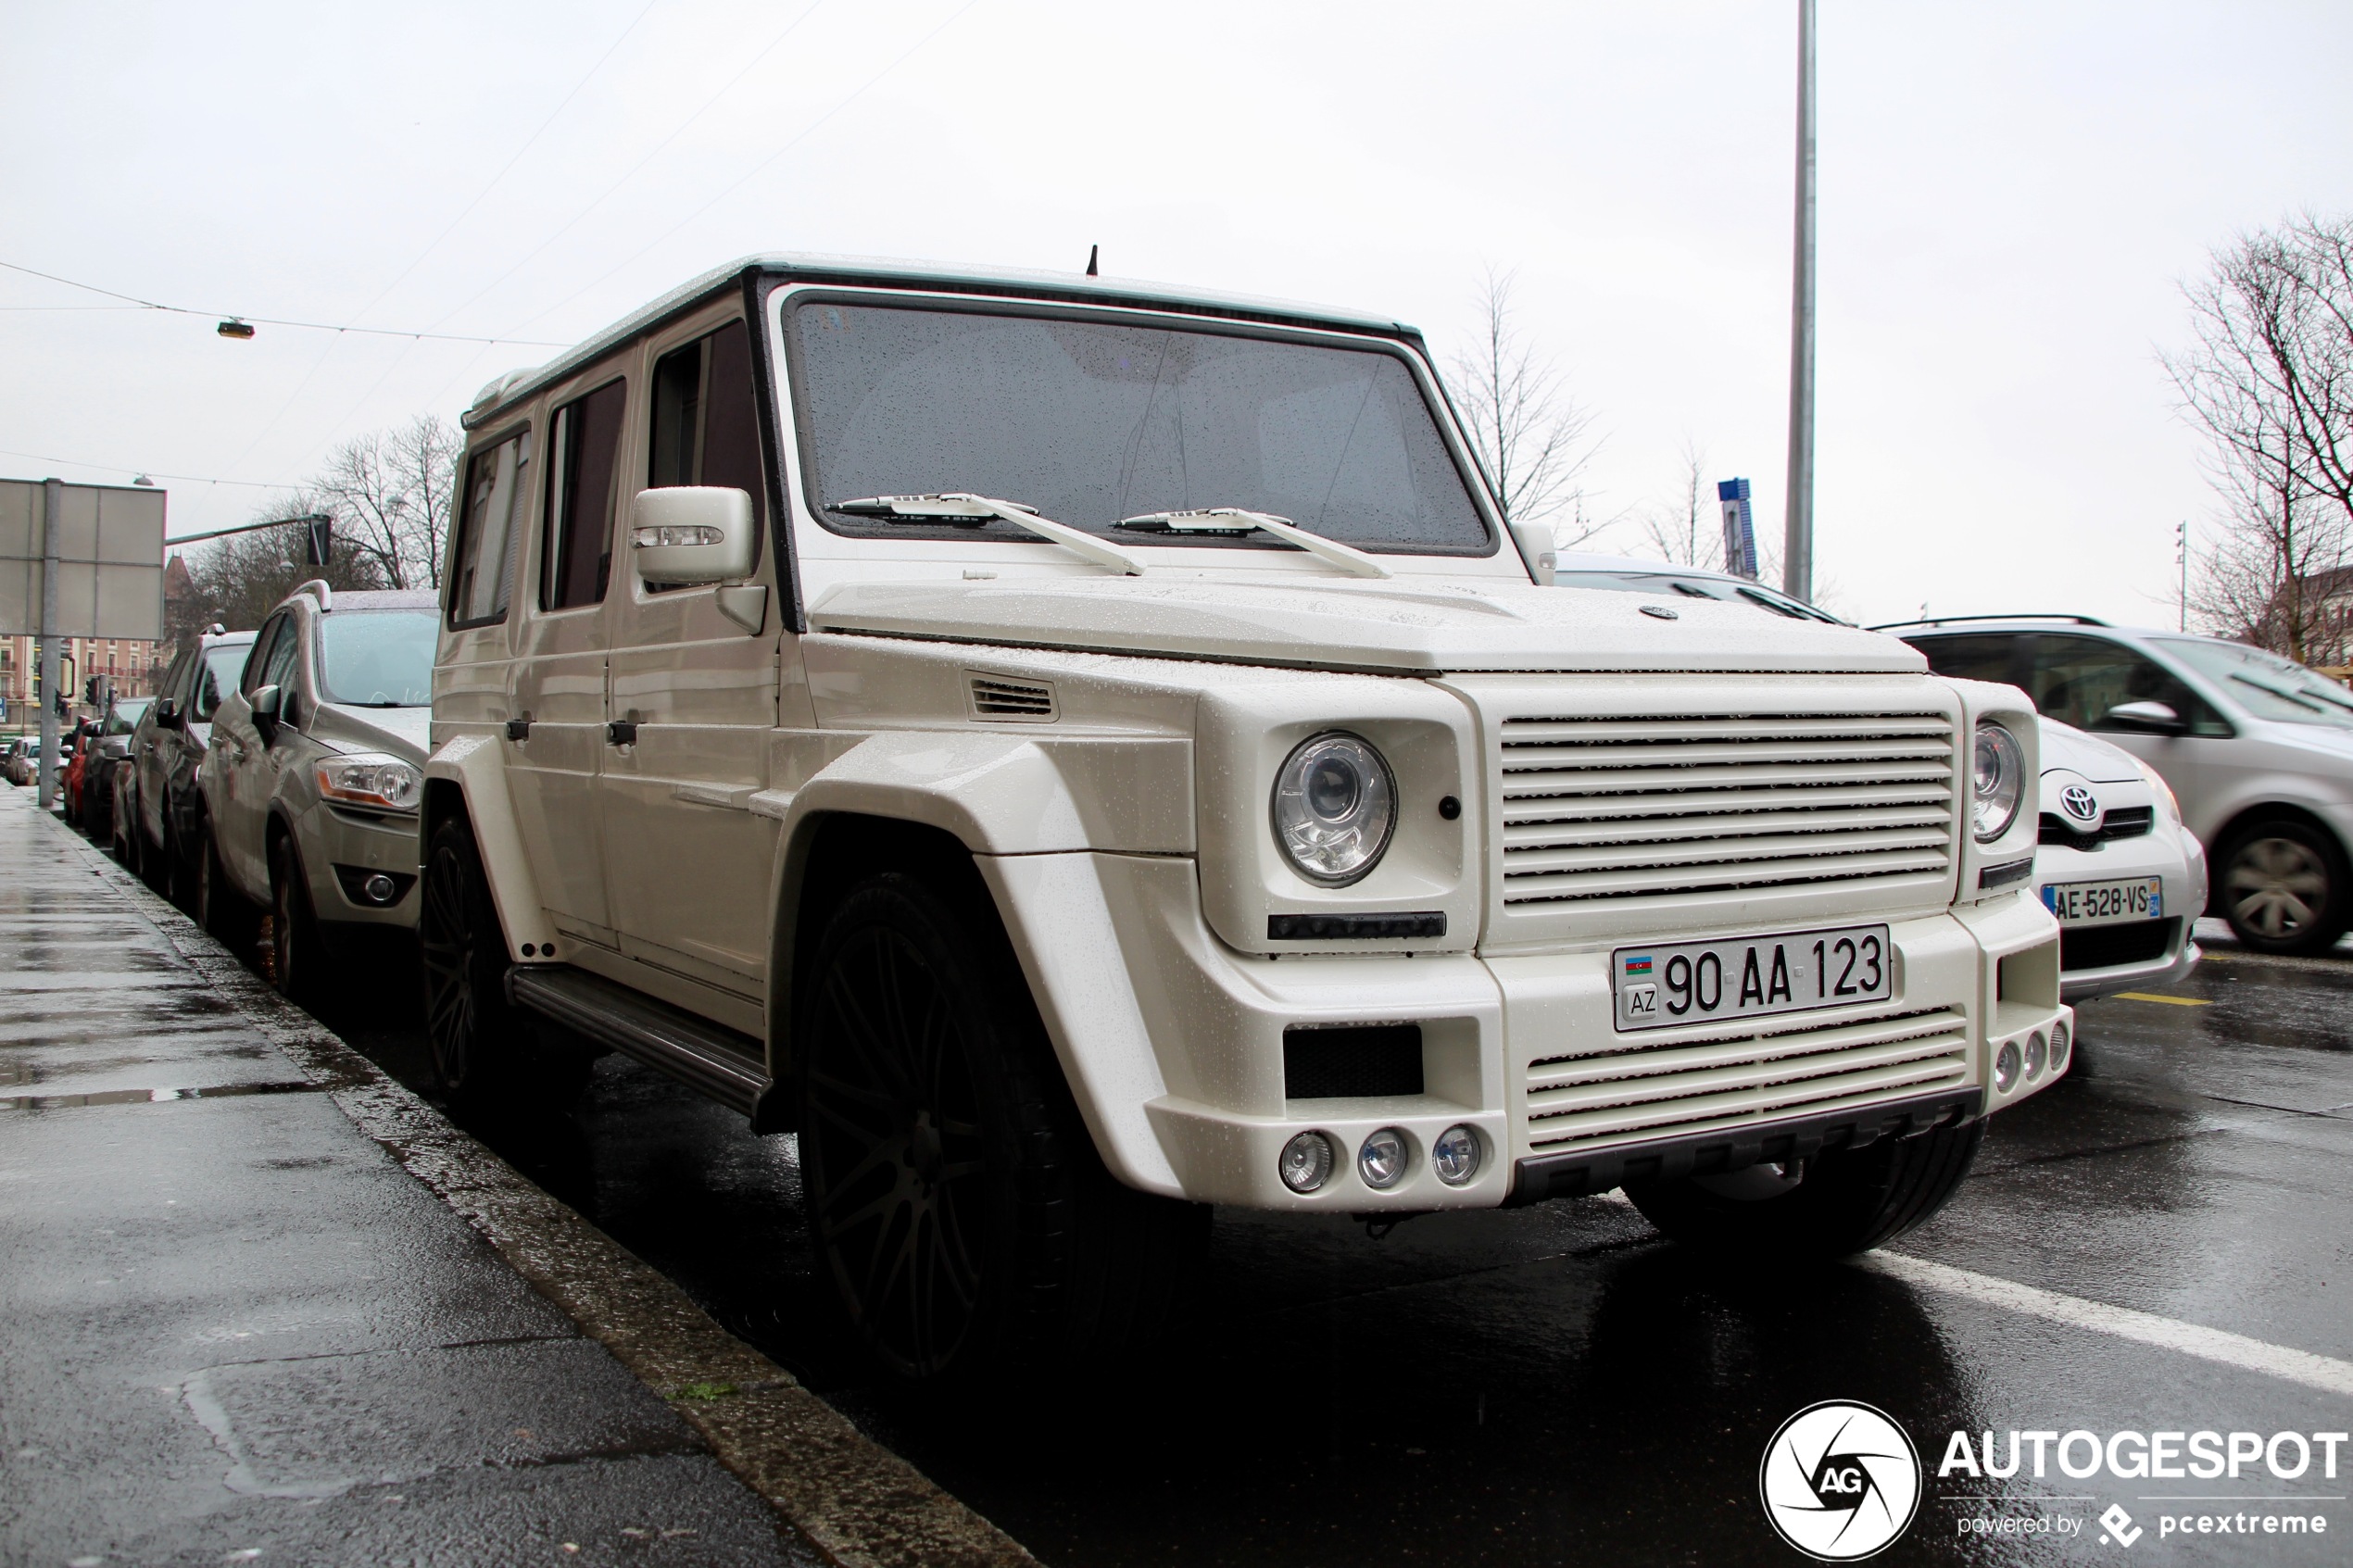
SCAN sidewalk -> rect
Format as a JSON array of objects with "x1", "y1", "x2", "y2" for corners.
[{"x1": 0, "y1": 789, "x2": 1026, "y2": 1567}]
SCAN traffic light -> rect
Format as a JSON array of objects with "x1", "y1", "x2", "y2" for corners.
[{"x1": 305, "y1": 515, "x2": 333, "y2": 567}]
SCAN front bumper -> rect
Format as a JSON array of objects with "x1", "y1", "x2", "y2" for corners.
[
  {"x1": 2036, "y1": 827, "x2": 2205, "y2": 1003},
  {"x1": 297, "y1": 802, "x2": 422, "y2": 930},
  {"x1": 1000, "y1": 853, "x2": 2070, "y2": 1211}
]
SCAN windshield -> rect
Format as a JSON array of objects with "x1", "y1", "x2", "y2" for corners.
[
  {"x1": 317, "y1": 609, "x2": 436, "y2": 707},
  {"x1": 2154, "y1": 637, "x2": 2353, "y2": 728},
  {"x1": 1553, "y1": 569, "x2": 1843, "y2": 623},
  {"x1": 787, "y1": 300, "x2": 1491, "y2": 556}
]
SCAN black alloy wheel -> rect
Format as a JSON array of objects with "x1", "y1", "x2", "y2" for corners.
[
  {"x1": 419, "y1": 814, "x2": 520, "y2": 1105},
  {"x1": 798, "y1": 872, "x2": 1207, "y2": 1386},
  {"x1": 2219, "y1": 819, "x2": 2347, "y2": 956}
]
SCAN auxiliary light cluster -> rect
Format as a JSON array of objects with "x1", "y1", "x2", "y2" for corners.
[{"x1": 1277, "y1": 1123, "x2": 1484, "y2": 1195}]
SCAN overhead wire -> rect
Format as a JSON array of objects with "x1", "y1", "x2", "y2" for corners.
[
  {"x1": 0, "y1": 261, "x2": 570, "y2": 346},
  {"x1": 0, "y1": 446, "x2": 296, "y2": 492}
]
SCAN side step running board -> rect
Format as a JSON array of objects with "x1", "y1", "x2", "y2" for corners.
[{"x1": 506, "y1": 965, "x2": 768, "y2": 1118}]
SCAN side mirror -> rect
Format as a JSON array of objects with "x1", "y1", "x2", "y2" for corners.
[
  {"x1": 631, "y1": 487, "x2": 754, "y2": 586},
  {"x1": 249, "y1": 683, "x2": 282, "y2": 741},
  {"x1": 2101, "y1": 699, "x2": 2186, "y2": 734},
  {"x1": 154, "y1": 696, "x2": 181, "y2": 729}
]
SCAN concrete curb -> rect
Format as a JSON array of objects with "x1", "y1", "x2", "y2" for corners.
[{"x1": 56, "y1": 819, "x2": 1036, "y2": 1568}]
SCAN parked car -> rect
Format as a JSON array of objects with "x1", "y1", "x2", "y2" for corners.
[
  {"x1": 124, "y1": 628, "x2": 257, "y2": 902},
  {"x1": 0, "y1": 738, "x2": 20, "y2": 783},
  {"x1": 2032, "y1": 720, "x2": 2205, "y2": 999},
  {"x1": 416, "y1": 256, "x2": 2075, "y2": 1386},
  {"x1": 1886, "y1": 616, "x2": 2353, "y2": 955},
  {"x1": 75, "y1": 696, "x2": 149, "y2": 841},
  {"x1": 58, "y1": 721, "x2": 94, "y2": 822},
  {"x1": 201, "y1": 585, "x2": 434, "y2": 998},
  {"x1": 6, "y1": 736, "x2": 41, "y2": 787}
]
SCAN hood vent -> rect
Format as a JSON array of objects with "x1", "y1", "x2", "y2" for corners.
[{"x1": 967, "y1": 673, "x2": 1057, "y2": 722}]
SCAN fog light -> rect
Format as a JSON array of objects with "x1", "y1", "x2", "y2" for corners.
[
  {"x1": 2049, "y1": 1019, "x2": 2072, "y2": 1073},
  {"x1": 1279, "y1": 1132, "x2": 1333, "y2": 1193},
  {"x1": 1433, "y1": 1124, "x2": 1481, "y2": 1186},
  {"x1": 2023, "y1": 1030, "x2": 2048, "y2": 1080},
  {"x1": 1994, "y1": 1038, "x2": 2022, "y2": 1092},
  {"x1": 1358, "y1": 1127, "x2": 1409, "y2": 1189},
  {"x1": 362, "y1": 872, "x2": 397, "y2": 904}
]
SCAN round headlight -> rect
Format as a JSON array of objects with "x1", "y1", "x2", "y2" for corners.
[
  {"x1": 1357, "y1": 1127, "x2": 1409, "y2": 1189},
  {"x1": 1272, "y1": 733, "x2": 1397, "y2": 884},
  {"x1": 1279, "y1": 1131, "x2": 1334, "y2": 1193},
  {"x1": 1971, "y1": 721, "x2": 2026, "y2": 843},
  {"x1": 1432, "y1": 1124, "x2": 1482, "y2": 1186},
  {"x1": 1994, "y1": 1038, "x2": 2022, "y2": 1092},
  {"x1": 2048, "y1": 1019, "x2": 2072, "y2": 1073}
]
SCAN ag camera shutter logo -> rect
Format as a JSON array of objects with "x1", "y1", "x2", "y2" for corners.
[{"x1": 1760, "y1": 1400, "x2": 1923, "y2": 1561}]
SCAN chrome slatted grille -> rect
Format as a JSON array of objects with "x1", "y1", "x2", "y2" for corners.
[
  {"x1": 1498, "y1": 711, "x2": 1957, "y2": 908},
  {"x1": 1525, "y1": 1006, "x2": 1969, "y2": 1151}
]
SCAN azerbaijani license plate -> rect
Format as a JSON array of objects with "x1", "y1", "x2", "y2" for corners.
[
  {"x1": 2042, "y1": 877, "x2": 2163, "y2": 926},
  {"x1": 1612, "y1": 924, "x2": 1892, "y2": 1033}
]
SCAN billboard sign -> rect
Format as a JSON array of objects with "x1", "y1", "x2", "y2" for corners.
[{"x1": 0, "y1": 478, "x2": 166, "y2": 640}]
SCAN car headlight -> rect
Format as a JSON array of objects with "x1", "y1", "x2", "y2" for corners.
[
  {"x1": 1970, "y1": 721, "x2": 2025, "y2": 843},
  {"x1": 316, "y1": 753, "x2": 422, "y2": 812},
  {"x1": 1271, "y1": 732, "x2": 1397, "y2": 884},
  {"x1": 2134, "y1": 756, "x2": 2183, "y2": 823}
]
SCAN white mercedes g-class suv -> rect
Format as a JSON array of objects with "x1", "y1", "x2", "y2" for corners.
[{"x1": 425, "y1": 255, "x2": 2070, "y2": 1383}]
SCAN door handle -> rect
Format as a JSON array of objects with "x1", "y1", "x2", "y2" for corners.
[{"x1": 606, "y1": 719, "x2": 637, "y2": 746}]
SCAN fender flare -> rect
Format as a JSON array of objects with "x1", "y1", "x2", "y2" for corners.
[
  {"x1": 761, "y1": 731, "x2": 1184, "y2": 1194},
  {"x1": 423, "y1": 734, "x2": 557, "y2": 960}
]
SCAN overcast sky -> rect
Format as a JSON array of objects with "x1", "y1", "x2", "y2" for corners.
[{"x1": 6, "y1": 1, "x2": 2349, "y2": 626}]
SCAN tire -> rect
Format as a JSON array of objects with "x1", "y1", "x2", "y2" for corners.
[
  {"x1": 269, "y1": 834, "x2": 333, "y2": 1007},
  {"x1": 196, "y1": 821, "x2": 260, "y2": 957},
  {"x1": 797, "y1": 872, "x2": 1208, "y2": 1386},
  {"x1": 2217, "y1": 818, "x2": 2347, "y2": 956},
  {"x1": 165, "y1": 819, "x2": 197, "y2": 910},
  {"x1": 419, "y1": 814, "x2": 525, "y2": 1107},
  {"x1": 1625, "y1": 1117, "x2": 1984, "y2": 1261}
]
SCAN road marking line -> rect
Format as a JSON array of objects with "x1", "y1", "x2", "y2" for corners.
[
  {"x1": 2111, "y1": 991, "x2": 2211, "y2": 1006},
  {"x1": 1865, "y1": 1251, "x2": 2353, "y2": 1400}
]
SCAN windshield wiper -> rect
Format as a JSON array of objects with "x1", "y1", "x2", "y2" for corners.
[
  {"x1": 830, "y1": 494, "x2": 1144, "y2": 576},
  {"x1": 1114, "y1": 508, "x2": 1390, "y2": 580},
  {"x1": 2229, "y1": 671, "x2": 2334, "y2": 715}
]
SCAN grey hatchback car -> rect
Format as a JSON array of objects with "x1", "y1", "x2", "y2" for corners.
[
  {"x1": 1886, "y1": 616, "x2": 2353, "y2": 955},
  {"x1": 199, "y1": 583, "x2": 435, "y2": 998}
]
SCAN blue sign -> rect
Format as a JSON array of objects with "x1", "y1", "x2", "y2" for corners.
[{"x1": 1718, "y1": 478, "x2": 1757, "y2": 580}]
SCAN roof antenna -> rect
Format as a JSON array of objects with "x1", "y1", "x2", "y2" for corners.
[{"x1": 1085, "y1": 244, "x2": 1099, "y2": 277}]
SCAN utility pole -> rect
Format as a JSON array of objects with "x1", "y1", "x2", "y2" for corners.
[
  {"x1": 37, "y1": 478, "x2": 60, "y2": 809},
  {"x1": 1783, "y1": 0, "x2": 1818, "y2": 606},
  {"x1": 2178, "y1": 520, "x2": 2188, "y2": 632}
]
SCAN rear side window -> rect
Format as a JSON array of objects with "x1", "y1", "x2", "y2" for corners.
[
  {"x1": 448, "y1": 428, "x2": 532, "y2": 627},
  {"x1": 1906, "y1": 633, "x2": 2023, "y2": 686},
  {"x1": 544, "y1": 378, "x2": 629, "y2": 611}
]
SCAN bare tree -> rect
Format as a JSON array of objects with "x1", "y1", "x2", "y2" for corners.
[
  {"x1": 1448, "y1": 269, "x2": 1605, "y2": 548},
  {"x1": 312, "y1": 414, "x2": 462, "y2": 590},
  {"x1": 174, "y1": 501, "x2": 393, "y2": 638},
  {"x1": 2165, "y1": 213, "x2": 2353, "y2": 663},
  {"x1": 1640, "y1": 439, "x2": 1717, "y2": 568}
]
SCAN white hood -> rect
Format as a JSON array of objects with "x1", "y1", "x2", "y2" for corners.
[
  {"x1": 313, "y1": 702, "x2": 431, "y2": 762},
  {"x1": 810, "y1": 576, "x2": 1927, "y2": 676},
  {"x1": 2037, "y1": 718, "x2": 2142, "y2": 783}
]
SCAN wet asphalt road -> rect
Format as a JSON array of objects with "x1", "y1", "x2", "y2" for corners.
[{"x1": 309, "y1": 929, "x2": 2353, "y2": 1567}]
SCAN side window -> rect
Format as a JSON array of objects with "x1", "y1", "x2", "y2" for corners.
[
  {"x1": 647, "y1": 319, "x2": 765, "y2": 590},
  {"x1": 158, "y1": 650, "x2": 192, "y2": 709},
  {"x1": 448, "y1": 428, "x2": 533, "y2": 628},
  {"x1": 543, "y1": 377, "x2": 629, "y2": 611},
  {"x1": 1907, "y1": 633, "x2": 2024, "y2": 686},
  {"x1": 255, "y1": 615, "x2": 302, "y2": 696},
  {"x1": 241, "y1": 618, "x2": 285, "y2": 696},
  {"x1": 2026, "y1": 634, "x2": 2229, "y2": 735}
]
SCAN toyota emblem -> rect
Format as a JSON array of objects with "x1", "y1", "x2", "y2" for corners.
[{"x1": 2060, "y1": 784, "x2": 2099, "y2": 822}]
